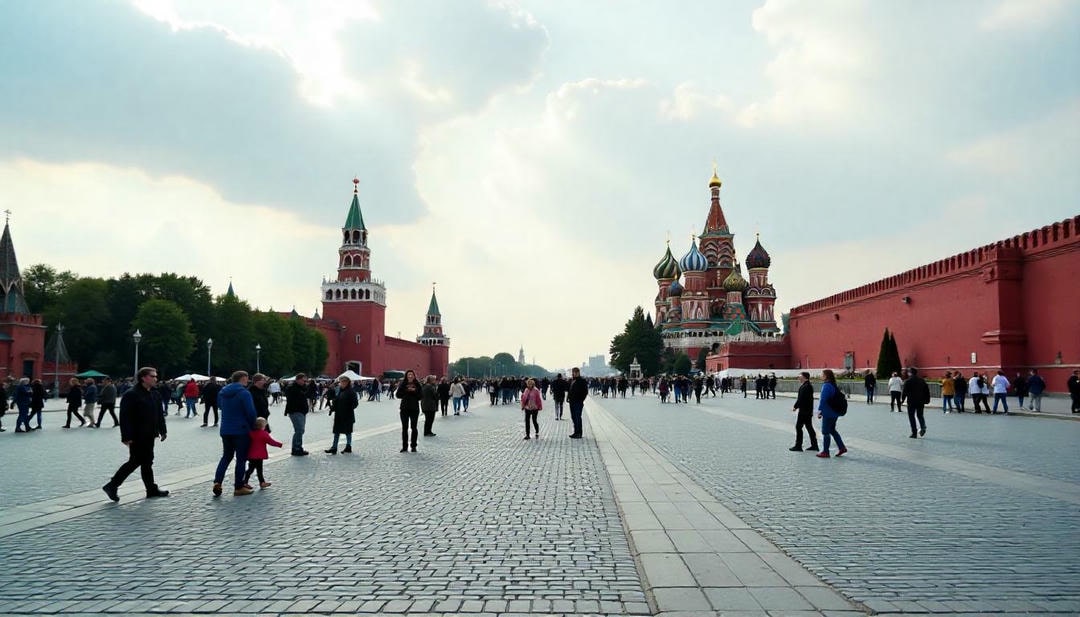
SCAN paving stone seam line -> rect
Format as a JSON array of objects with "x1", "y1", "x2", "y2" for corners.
[
  {"x1": 586, "y1": 398, "x2": 870, "y2": 616},
  {"x1": 695, "y1": 403, "x2": 1080, "y2": 506},
  {"x1": 0, "y1": 421, "x2": 401, "y2": 539}
]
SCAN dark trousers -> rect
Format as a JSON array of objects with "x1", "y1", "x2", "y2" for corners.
[
  {"x1": 569, "y1": 401, "x2": 584, "y2": 436},
  {"x1": 907, "y1": 404, "x2": 926, "y2": 434},
  {"x1": 214, "y1": 434, "x2": 250, "y2": 489},
  {"x1": 96, "y1": 403, "x2": 119, "y2": 427},
  {"x1": 890, "y1": 391, "x2": 902, "y2": 411},
  {"x1": 524, "y1": 409, "x2": 539, "y2": 436},
  {"x1": 244, "y1": 459, "x2": 265, "y2": 484},
  {"x1": 439, "y1": 398, "x2": 449, "y2": 415},
  {"x1": 203, "y1": 403, "x2": 218, "y2": 425},
  {"x1": 423, "y1": 410, "x2": 436, "y2": 435},
  {"x1": 108, "y1": 439, "x2": 158, "y2": 493},
  {"x1": 795, "y1": 411, "x2": 818, "y2": 449},
  {"x1": 400, "y1": 410, "x2": 419, "y2": 448},
  {"x1": 65, "y1": 403, "x2": 85, "y2": 427}
]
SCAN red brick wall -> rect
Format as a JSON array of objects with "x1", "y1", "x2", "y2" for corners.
[
  {"x1": 787, "y1": 216, "x2": 1080, "y2": 391},
  {"x1": 0, "y1": 313, "x2": 46, "y2": 381}
]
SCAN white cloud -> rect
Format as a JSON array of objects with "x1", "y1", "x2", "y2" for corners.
[
  {"x1": 659, "y1": 82, "x2": 736, "y2": 122},
  {"x1": 947, "y1": 98, "x2": 1080, "y2": 178},
  {"x1": 739, "y1": 0, "x2": 874, "y2": 128},
  {"x1": 979, "y1": 0, "x2": 1069, "y2": 31}
]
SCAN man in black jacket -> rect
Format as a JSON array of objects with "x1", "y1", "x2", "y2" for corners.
[
  {"x1": 284, "y1": 374, "x2": 310, "y2": 455},
  {"x1": 567, "y1": 367, "x2": 589, "y2": 439},
  {"x1": 103, "y1": 367, "x2": 169, "y2": 501},
  {"x1": 901, "y1": 367, "x2": 931, "y2": 438},
  {"x1": 790, "y1": 372, "x2": 818, "y2": 452},
  {"x1": 201, "y1": 377, "x2": 221, "y2": 427},
  {"x1": 249, "y1": 373, "x2": 271, "y2": 432}
]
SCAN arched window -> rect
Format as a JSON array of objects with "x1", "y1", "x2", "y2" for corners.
[
  {"x1": 334, "y1": 289, "x2": 341, "y2": 300},
  {"x1": 352, "y1": 230, "x2": 360, "y2": 244},
  {"x1": 344, "y1": 255, "x2": 353, "y2": 267},
  {"x1": 365, "y1": 289, "x2": 371, "y2": 300},
  {"x1": 350, "y1": 289, "x2": 357, "y2": 300},
  {"x1": 325, "y1": 290, "x2": 333, "y2": 301}
]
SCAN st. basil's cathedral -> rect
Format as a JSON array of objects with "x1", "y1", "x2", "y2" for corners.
[{"x1": 652, "y1": 170, "x2": 781, "y2": 364}]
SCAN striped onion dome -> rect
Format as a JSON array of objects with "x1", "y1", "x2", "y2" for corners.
[
  {"x1": 679, "y1": 239, "x2": 708, "y2": 273},
  {"x1": 652, "y1": 244, "x2": 681, "y2": 280}
]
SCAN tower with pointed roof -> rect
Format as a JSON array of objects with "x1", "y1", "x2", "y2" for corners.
[
  {"x1": 321, "y1": 179, "x2": 388, "y2": 376},
  {"x1": 314, "y1": 178, "x2": 449, "y2": 378},
  {"x1": 0, "y1": 215, "x2": 47, "y2": 380},
  {"x1": 649, "y1": 169, "x2": 782, "y2": 363}
]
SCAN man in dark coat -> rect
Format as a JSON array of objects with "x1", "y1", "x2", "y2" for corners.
[
  {"x1": 201, "y1": 377, "x2": 221, "y2": 427},
  {"x1": 283, "y1": 374, "x2": 310, "y2": 455},
  {"x1": 791, "y1": 371, "x2": 819, "y2": 452},
  {"x1": 249, "y1": 373, "x2": 271, "y2": 432},
  {"x1": 102, "y1": 367, "x2": 169, "y2": 502},
  {"x1": 567, "y1": 367, "x2": 589, "y2": 439},
  {"x1": 901, "y1": 367, "x2": 931, "y2": 438},
  {"x1": 421, "y1": 375, "x2": 439, "y2": 437}
]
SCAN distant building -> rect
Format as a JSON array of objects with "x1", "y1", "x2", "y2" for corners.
[
  {"x1": 0, "y1": 219, "x2": 46, "y2": 381},
  {"x1": 291, "y1": 179, "x2": 450, "y2": 378}
]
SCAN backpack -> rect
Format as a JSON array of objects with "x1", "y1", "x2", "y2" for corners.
[{"x1": 831, "y1": 388, "x2": 848, "y2": 416}]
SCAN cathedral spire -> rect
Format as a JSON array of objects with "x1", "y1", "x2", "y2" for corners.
[
  {"x1": 344, "y1": 177, "x2": 366, "y2": 231},
  {"x1": 703, "y1": 168, "x2": 729, "y2": 234},
  {"x1": 0, "y1": 219, "x2": 31, "y2": 314}
]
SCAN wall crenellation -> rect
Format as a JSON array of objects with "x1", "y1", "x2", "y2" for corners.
[{"x1": 792, "y1": 215, "x2": 1078, "y2": 316}]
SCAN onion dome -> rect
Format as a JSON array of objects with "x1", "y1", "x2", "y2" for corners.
[
  {"x1": 679, "y1": 239, "x2": 709, "y2": 272},
  {"x1": 746, "y1": 234, "x2": 771, "y2": 269},
  {"x1": 709, "y1": 169, "x2": 722, "y2": 188},
  {"x1": 652, "y1": 244, "x2": 681, "y2": 280},
  {"x1": 723, "y1": 261, "x2": 750, "y2": 292},
  {"x1": 668, "y1": 279, "x2": 684, "y2": 297}
]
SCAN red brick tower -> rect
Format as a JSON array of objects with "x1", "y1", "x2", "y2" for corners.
[
  {"x1": 320, "y1": 179, "x2": 387, "y2": 377},
  {"x1": 416, "y1": 285, "x2": 450, "y2": 377}
]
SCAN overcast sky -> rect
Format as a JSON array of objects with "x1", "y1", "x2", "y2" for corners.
[{"x1": 2, "y1": 0, "x2": 1078, "y2": 371}]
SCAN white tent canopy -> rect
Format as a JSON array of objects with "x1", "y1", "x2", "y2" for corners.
[
  {"x1": 336, "y1": 370, "x2": 377, "y2": 382},
  {"x1": 172, "y1": 373, "x2": 212, "y2": 382}
]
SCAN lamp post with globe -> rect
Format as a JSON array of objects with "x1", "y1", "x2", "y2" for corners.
[{"x1": 132, "y1": 329, "x2": 142, "y2": 379}]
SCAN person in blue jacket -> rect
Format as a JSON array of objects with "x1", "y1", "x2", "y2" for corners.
[
  {"x1": 213, "y1": 370, "x2": 258, "y2": 497},
  {"x1": 816, "y1": 369, "x2": 847, "y2": 458}
]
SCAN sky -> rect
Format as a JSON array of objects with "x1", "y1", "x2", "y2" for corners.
[{"x1": 2, "y1": 0, "x2": 1078, "y2": 371}]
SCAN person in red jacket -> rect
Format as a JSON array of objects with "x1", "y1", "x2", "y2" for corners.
[
  {"x1": 244, "y1": 417, "x2": 283, "y2": 489},
  {"x1": 183, "y1": 379, "x2": 200, "y2": 419}
]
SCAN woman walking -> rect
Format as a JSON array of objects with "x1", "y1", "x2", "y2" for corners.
[
  {"x1": 396, "y1": 370, "x2": 423, "y2": 452},
  {"x1": 816, "y1": 369, "x2": 847, "y2": 458},
  {"x1": 450, "y1": 378, "x2": 466, "y2": 415},
  {"x1": 63, "y1": 377, "x2": 86, "y2": 428},
  {"x1": 520, "y1": 378, "x2": 542, "y2": 439},
  {"x1": 326, "y1": 376, "x2": 358, "y2": 454}
]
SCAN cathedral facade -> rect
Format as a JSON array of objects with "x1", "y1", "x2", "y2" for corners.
[
  {"x1": 652, "y1": 171, "x2": 781, "y2": 362},
  {"x1": 304, "y1": 179, "x2": 450, "y2": 379}
]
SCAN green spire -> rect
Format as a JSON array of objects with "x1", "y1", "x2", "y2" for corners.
[
  {"x1": 427, "y1": 289, "x2": 441, "y2": 316},
  {"x1": 344, "y1": 181, "x2": 366, "y2": 231},
  {"x1": 226, "y1": 281, "x2": 236, "y2": 298},
  {"x1": 0, "y1": 222, "x2": 31, "y2": 314}
]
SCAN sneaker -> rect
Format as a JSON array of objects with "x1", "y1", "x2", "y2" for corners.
[
  {"x1": 259, "y1": 482, "x2": 271, "y2": 489},
  {"x1": 816, "y1": 451, "x2": 830, "y2": 458},
  {"x1": 919, "y1": 428, "x2": 926, "y2": 436},
  {"x1": 233, "y1": 487, "x2": 254, "y2": 496},
  {"x1": 102, "y1": 483, "x2": 120, "y2": 502},
  {"x1": 788, "y1": 446, "x2": 803, "y2": 452},
  {"x1": 836, "y1": 447, "x2": 848, "y2": 457},
  {"x1": 212, "y1": 482, "x2": 222, "y2": 497}
]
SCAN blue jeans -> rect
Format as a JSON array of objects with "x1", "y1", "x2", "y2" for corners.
[
  {"x1": 821, "y1": 416, "x2": 844, "y2": 453},
  {"x1": 942, "y1": 395, "x2": 953, "y2": 411},
  {"x1": 185, "y1": 397, "x2": 198, "y2": 417},
  {"x1": 461, "y1": 394, "x2": 469, "y2": 411},
  {"x1": 953, "y1": 393, "x2": 964, "y2": 412},
  {"x1": 288, "y1": 412, "x2": 306, "y2": 452},
  {"x1": 452, "y1": 397, "x2": 462, "y2": 412},
  {"x1": 16, "y1": 402, "x2": 30, "y2": 430},
  {"x1": 865, "y1": 385, "x2": 875, "y2": 404},
  {"x1": 992, "y1": 393, "x2": 1009, "y2": 412},
  {"x1": 569, "y1": 401, "x2": 584, "y2": 436},
  {"x1": 214, "y1": 434, "x2": 251, "y2": 489},
  {"x1": 331, "y1": 432, "x2": 352, "y2": 449}
]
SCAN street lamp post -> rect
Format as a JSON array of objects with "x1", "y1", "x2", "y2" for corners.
[
  {"x1": 206, "y1": 338, "x2": 213, "y2": 377},
  {"x1": 132, "y1": 329, "x2": 142, "y2": 378},
  {"x1": 54, "y1": 323, "x2": 64, "y2": 397},
  {"x1": 255, "y1": 343, "x2": 262, "y2": 374}
]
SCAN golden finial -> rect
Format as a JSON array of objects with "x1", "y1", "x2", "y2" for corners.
[{"x1": 709, "y1": 162, "x2": 722, "y2": 188}]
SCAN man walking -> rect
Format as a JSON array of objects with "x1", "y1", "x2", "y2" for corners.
[
  {"x1": 283, "y1": 374, "x2": 310, "y2": 455},
  {"x1": 790, "y1": 371, "x2": 818, "y2": 452},
  {"x1": 1026, "y1": 369, "x2": 1046, "y2": 412},
  {"x1": 567, "y1": 367, "x2": 588, "y2": 439},
  {"x1": 888, "y1": 371, "x2": 903, "y2": 412},
  {"x1": 864, "y1": 370, "x2": 876, "y2": 404},
  {"x1": 1068, "y1": 370, "x2": 1080, "y2": 414},
  {"x1": 213, "y1": 371, "x2": 258, "y2": 497},
  {"x1": 201, "y1": 377, "x2": 221, "y2": 427},
  {"x1": 102, "y1": 367, "x2": 169, "y2": 502},
  {"x1": 990, "y1": 370, "x2": 1010, "y2": 414},
  {"x1": 421, "y1": 375, "x2": 438, "y2": 437},
  {"x1": 902, "y1": 367, "x2": 931, "y2": 438},
  {"x1": 95, "y1": 377, "x2": 119, "y2": 427}
]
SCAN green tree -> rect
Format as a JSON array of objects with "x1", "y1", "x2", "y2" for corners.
[
  {"x1": 288, "y1": 317, "x2": 316, "y2": 374},
  {"x1": 22, "y1": 264, "x2": 77, "y2": 315},
  {"x1": 491, "y1": 352, "x2": 518, "y2": 375},
  {"x1": 875, "y1": 328, "x2": 902, "y2": 378},
  {"x1": 131, "y1": 299, "x2": 195, "y2": 376},
  {"x1": 672, "y1": 352, "x2": 692, "y2": 376},
  {"x1": 609, "y1": 306, "x2": 664, "y2": 376},
  {"x1": 50, "y1": 278, "x2": 110, "y2": 369},
  {"x1": 212, "y1": 293, "x2": 256, "y2": 373},
  {"x1": 252, "y1": 311, "x2": 295, "y2": 376},
  {"x1": 309, "y1": 327, "x2": 328, "y2": 375}
]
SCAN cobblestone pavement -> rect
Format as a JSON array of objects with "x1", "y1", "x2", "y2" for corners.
[
  {"x1": 0, "y1": 401, "x2": 648, "y2": 615},
  {"x1": 592, "y1": 391, "x2": 1080, "y2": 614}
]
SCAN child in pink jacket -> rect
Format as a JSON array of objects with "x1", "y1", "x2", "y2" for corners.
[{"x1": 244, "y1": 417, "x2": 283, "y2": 489}]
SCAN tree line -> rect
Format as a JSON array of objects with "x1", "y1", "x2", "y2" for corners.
[
  {"x1": 608, "y1": 306, "x2": 696, "y2": 377},
  {"x1": 448, "y1": 352, "x2": 553, "y2": 378},
  {"x1": 24, "y1": 265, "x2": 328, "y2": 379}
]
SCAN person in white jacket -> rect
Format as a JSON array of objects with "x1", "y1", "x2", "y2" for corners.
[
  {"x1": 449, "y1": 379, "x2": 466, "y2": 415},
  {"x1": 888, "y1": 372, "x2": 903, "y2": 412},
  {"x1": 990, "y1": 370, "x2": 1011, "y2": 414}
]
